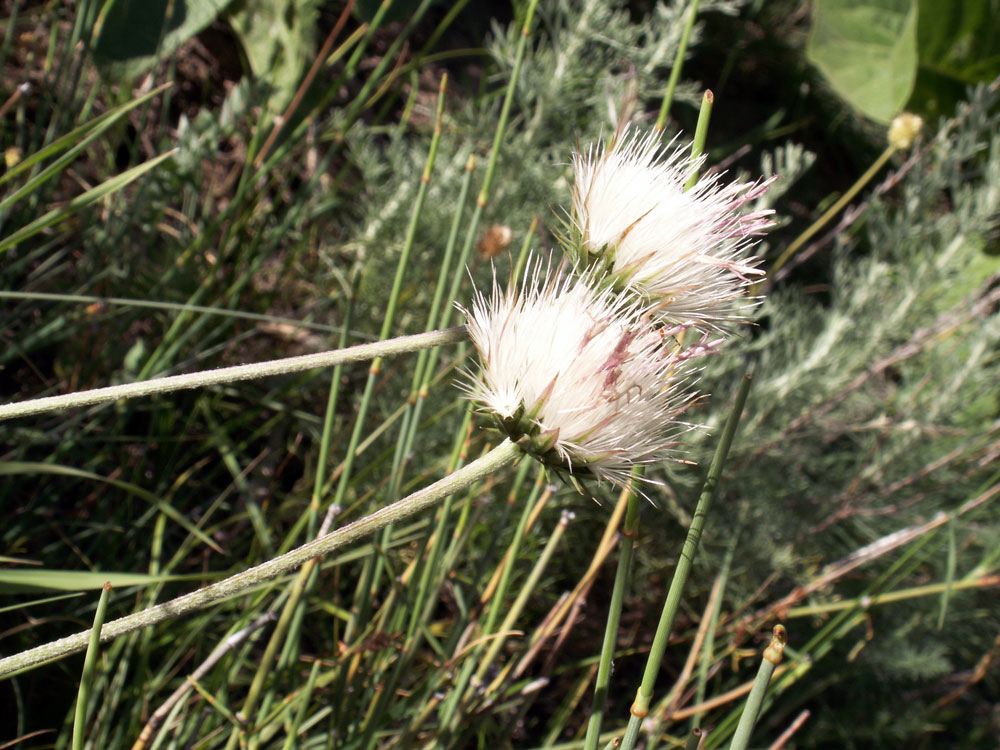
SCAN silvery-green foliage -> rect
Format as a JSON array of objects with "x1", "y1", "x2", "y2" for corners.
[
  {"x1": 756, "y1": 142, "x2": 817, "y2": 207},
  {"x1": 487, "y1": 0, "x2": 747, "y2": 144},
  {"x1": 174, "y1": 79, "x2": 253, "y2": 176}
]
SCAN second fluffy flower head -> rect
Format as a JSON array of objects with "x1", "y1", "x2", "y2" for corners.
[
  {"x1": 461, "y1": 262, "x2": 713, "y2": 489},
  {"x1": 572, "y1": 127, "x2": 775, "y2": 329}
]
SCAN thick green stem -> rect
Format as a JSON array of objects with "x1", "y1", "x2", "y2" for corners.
[
  {"x1": 0, "y1": 440, "x2": 521, "y2": 678},
  {"x1": 728, "y1": 625, "x2": 787, "y2": 750}
]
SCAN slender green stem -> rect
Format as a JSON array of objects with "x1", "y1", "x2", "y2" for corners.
[
  {"x1": 72, "y1": 582, "x2": 111, "y2": 750},
  {"x1": 132, "y1": 613, "x2": 277, "y2": 750},
  {"x1": 471, "y1": 468, "x2": 544, "y2": 685},
  {"x1": 340, "y1": 79, "x2": 448, "y2": 646},
  {"x1": 355, "y1": 410, "x2": 476, "y2": 750},
  {"x1": 655, "y1": 0, "x2": 701, "y2": 131},
  {"x1": 312, "y1": 279, "x2": 358, "y2": 522},
  {"x1": 619, "y1": 373, "x2": 753, "y2": 750},
  {"x1": 691, "y1": 532, "x2": 738, "y2": 731},
  {"x1": 684, "y1": 89, "x2": 714, "y2": 191},
  {"x1": 434, "y1": 465, "x2": 540, "y2": 742},
  {"x1": 227, "y1": 556, "x2": 318, "y2": 750},
  {"x1": 281, "y1": 660, "x2": 321, "y2": 750},
  {"x1": 786, "y1": 574, "x2": 999, "y2": 618},
  {"x1": 381, "y1": 153, "x2": 477, "y2": 538},
  {"x1": 476, "y1": 0, "x2": 540, "y2": 208},
  {"x1": 0, "y1": 440, "x2": 521, "y2": 678},
  {"x1": 338, "y1": 0, "x2": 438, "y2": 130},
  {"x1": 0, "y1": 327, "x2": 467, "y2": 422},
  {"x1": 356, "y1": 0, "x2": 540, "y2": 689},
  {"x1": 768, "y1": 143, "x2": 897, "y2": 277},
  {"x1": 245, "y1": 282, "x2": 357, "y2": 731},
  {"x1": 480, "y1": 509, "x2": 573, "y2": 696},
  {"x1": 405, "y1": 151, "x2": 477, "y2": 404},
  {"x1": 411, "y1": 0, "x2": 541, "y2": 413},
  {"x1": 360, "y1": 77, "x2": 450, "y2": 627},
  {"x1": 728, "y1": 625, "x2": 787, "y2": 750},
  {"x1": 584, "y1": 471, "x2": 642, "y2": 750},
  {"x1": 0, "y1": 290, "x2": 351, "y2": 336},
  {"x1": 512, "y1": 216, "x2": 539, "y2": 285},
  {"x1": 937, "y1": 519, "x2": 957, "y2": 629}
]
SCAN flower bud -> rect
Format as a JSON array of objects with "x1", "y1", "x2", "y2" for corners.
[{"x1": 888, "y1": 112, "x2": 923, "y2": 150}]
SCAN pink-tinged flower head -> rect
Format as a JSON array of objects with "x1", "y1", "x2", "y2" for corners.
[
  {"x1": 459, "y1": 261, "x2": 715, "y2": 489},
  {"x1": 572, "y1": 127, "x2": 776, "y2": 329}
]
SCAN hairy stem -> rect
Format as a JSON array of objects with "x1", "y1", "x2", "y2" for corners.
[
  {"x1": 0, "y1": 326, "x2": 467, "y2": 422},
  {"x1": 0, "y1": 440, "x2": 521, "y2": 677}
]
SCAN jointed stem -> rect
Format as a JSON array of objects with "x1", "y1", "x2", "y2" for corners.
[{"x1": 618, "y1": 373, "x2": 752, "y2": 750}]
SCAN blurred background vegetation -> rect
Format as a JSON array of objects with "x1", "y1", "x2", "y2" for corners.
[{"x1": 1, "y1": 0, "x2": 998, "y2": 748}]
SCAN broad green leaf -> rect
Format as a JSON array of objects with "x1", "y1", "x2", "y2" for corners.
[
  {"x1": 0, "y1": 569, "x2": 215, "y2": 593},
  {"x1": 227, "y1": 0, "x2": 319, "y2": 112},
  {"x1": 911, "y1": 0, "x2": 1000, "y2": 118},
  {"x1": 807, "y1": 0, "x2": 919, "y2": 123},
  {"x1": 92, "y1": 0, "x2": 235, "y2": 82}
]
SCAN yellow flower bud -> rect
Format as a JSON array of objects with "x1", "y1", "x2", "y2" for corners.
[{"x1": 888, "y1": 113, "x2": 923, "y2": 150}]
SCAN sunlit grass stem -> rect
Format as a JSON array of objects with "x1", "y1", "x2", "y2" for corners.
[
  {"x1": 228, "y1": 85, "x2": 452, "y2": 746},
  {"x1": 355, "y1": 409, "x2": 477, "y2": 750},
  {"x1": 691, "y1": 532, "x2": 738, "y2": 731},
  {"x1": 767, "y1": 143, "x2": 898, "y2": 280},
  {"x1": 684, "y1": 89, "x2": 714, "y2": 191},
  {"x1": 479, "y1": 508, "x2": 573, "y2": 697},
  {"x1": 130, "y1": 613, "x2": 277, "y2": 750},
  {"x1": 434, "y1": 464, "x2": 543, "y2": 741},
  {"x1": 350, "y1": 0, "x2": 541, "y2": 696},
  {"x1": 363, "y1": 78, "x2": 457, "y2": 632},
  {"x1": 339, "y1": 77, "x2": 448, "y2": 645},
  {"x1": 242, "y1": 282, "x2": 359, "y2": 738}
]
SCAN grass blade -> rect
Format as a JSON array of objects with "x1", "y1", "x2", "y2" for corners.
[{"x1": 72, "y1": 581, "x2": 111, "y2": 750}]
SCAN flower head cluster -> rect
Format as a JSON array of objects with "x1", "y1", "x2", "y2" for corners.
[
  {"x1": 572, "y1": 127, "x2": 775, "y2": 329},
  {"x1": 461, "y1": 263, "x2": 714, "y2": 489},
  {"x1": 459, "y1": 127, "x2": 774, "y2": 489}
]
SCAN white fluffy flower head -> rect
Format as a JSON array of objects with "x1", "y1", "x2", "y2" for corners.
[
  {"x1": 460, "y1": 262, "x2": 714, "y2": 489},
  {"x1": 572, "y1": 127, "x2": 775, "y2": 328}
]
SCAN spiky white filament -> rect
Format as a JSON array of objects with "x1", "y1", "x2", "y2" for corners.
[
  {"x1": 460, "y1": 262, "x2": 713, "y2": 488},
  {"x1": 572, "y1": 127, "x2": 775, "y2": 328}
]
